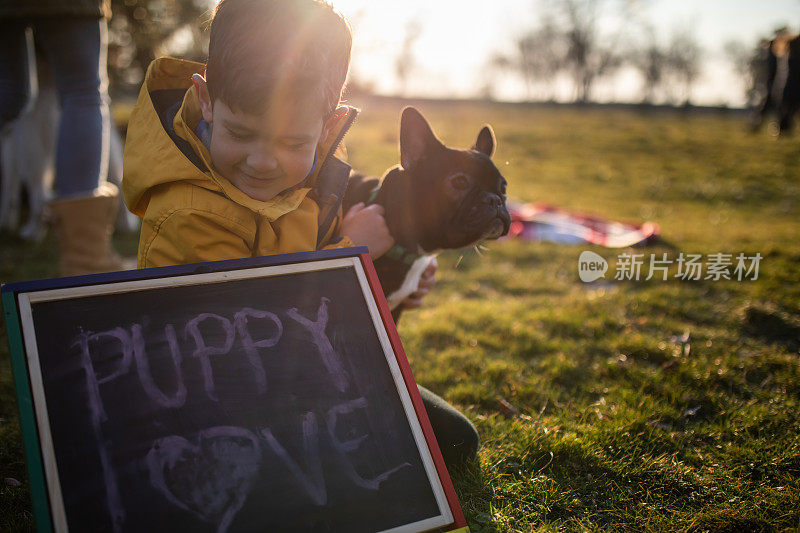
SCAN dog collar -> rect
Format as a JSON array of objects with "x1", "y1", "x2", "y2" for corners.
[
  {"x1": 385, "y1": 244, "x2": 422, "y2": 265},
  {"x1": 366, "y1": 187, "x2": 380, "y2": 205}
]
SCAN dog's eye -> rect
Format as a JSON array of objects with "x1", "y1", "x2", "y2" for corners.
[
  {"x1": 499, "y1": 181, "x2": 507, "y2": 196},
  {"x1": 451, "y1": 174, "x2": 470, "y2": 190}
]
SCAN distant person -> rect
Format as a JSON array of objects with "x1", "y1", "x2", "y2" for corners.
[
  {"x1": 0, "y1": 0, "x2": 127, "y2": 276},
  {"x1": 121, "y1": 0, "x2": 477, "y2": 469},
  {"x1": 751, "y1": 28, "x2": 791, "y2": 133},
  {"x1": 778, "y1": 33, "x2": 800, "y2": 134}
]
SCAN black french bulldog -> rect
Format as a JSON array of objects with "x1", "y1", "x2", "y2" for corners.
[{"x1": 344, "y1": 107, "x2": 511, "y2": 319}]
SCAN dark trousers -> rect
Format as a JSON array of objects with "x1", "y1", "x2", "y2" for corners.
[{"x1": 418, "y1": 385, "x2": 479, "y2": 470}]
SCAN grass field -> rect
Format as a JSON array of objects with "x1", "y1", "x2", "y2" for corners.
[{"x1": 2, "y1": 99, "x2": 799, "y2": 531}]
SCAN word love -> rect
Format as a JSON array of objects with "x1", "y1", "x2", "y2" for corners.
[{"x1": 147, "y1": 406, "x2": 410, "y2": 532}]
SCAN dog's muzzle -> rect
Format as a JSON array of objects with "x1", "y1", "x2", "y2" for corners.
[
  {"x1": 458, "y1": 190, "x2": 511, "y2": 241},
  {"x1": 484, "y1": 215, "x2": 509, "y2": 239}
]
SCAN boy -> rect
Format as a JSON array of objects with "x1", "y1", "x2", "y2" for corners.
[
  {"x1": 122, "y1": 0, "x2": 477, "y2": 467},
  {"x1": 123, "y1": 0, "x2": 391, "y2": 266}
]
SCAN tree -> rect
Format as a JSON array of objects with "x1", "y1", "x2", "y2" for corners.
[
  {"x1": 509, "y1": 15, "x2": 565, "y2": 100},
  {"x1": 394, "y1": 18, "x2": 422, "y2": 96},
  {"x1": 664, "y1": 28, "x2": 702, "y2": 105},
  {"x1": 499, "y1": 0, "x2": 628, "y2": 103},
  {"x1": 629, "y1": 27, "x2": 668, "y2": 103},
  {"x1": 558, "y1": 0, "x2": 625, "y2": 103},
  {"x1": 724, "y1": 38, "x2": 769, "y2": 108},
  {"x1": 108, "y1": 0, "x2": 210, "y2": 96}
]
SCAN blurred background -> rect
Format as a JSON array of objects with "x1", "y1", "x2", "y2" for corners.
[
  {"x1": 2, "y1": 1, "x2": 800, "y2": 531},
  {"x1": 106, "y1": 0, "x2": 799, "y2": 109}
]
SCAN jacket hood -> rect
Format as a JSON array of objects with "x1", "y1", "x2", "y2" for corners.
[{"x1": 122, "y1": 57, "x2": 357, "y2": 221}]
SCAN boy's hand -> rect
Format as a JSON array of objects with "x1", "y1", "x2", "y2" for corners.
[
  {"x1": 401, "y1": 257, "x2": 438, "y2": 310},
  {"x1": 341, "y1": 202, "x2": 394, "y2": 259}
]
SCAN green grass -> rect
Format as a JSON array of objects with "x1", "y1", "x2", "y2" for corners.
[{"x1": 2, "y1": 99, "x2": 799, "y2": 531}]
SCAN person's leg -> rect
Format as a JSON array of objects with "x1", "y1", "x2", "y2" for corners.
[
  {"x1": 751, "y1": 91, "x2": 773, "y2": 132},
  {"x1": 779, "y1": 92, "x2": 797, "y2": 135},
  {"x1": 0, "y1": 21, "x2": 32, "y2": 131},
  {"x1": 31, "y1": 17, "x2": 128, "y2": 276},
  {"x1": 33, "y1": 16, "x2": 109, "y2": 197},
  {"x1": 418, "y1": 385, "x2": 479, "y2": 470}
]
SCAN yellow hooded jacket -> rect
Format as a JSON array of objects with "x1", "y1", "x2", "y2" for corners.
[{"x1": 122, "y1": 57, "x2": 358, "y2": 268}]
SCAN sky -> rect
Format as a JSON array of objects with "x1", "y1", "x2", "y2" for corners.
[{"x1": 329, "y1": 0, "x2": 800, "y2": 106}]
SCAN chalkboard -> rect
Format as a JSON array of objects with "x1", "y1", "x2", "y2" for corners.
[{"x1": 2, "y1": 248, "x2": 466, "y2": 532}]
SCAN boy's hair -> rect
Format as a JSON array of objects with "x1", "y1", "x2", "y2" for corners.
[{"x1": 206, "y1": 0, "x2": 351, "y2": 119}]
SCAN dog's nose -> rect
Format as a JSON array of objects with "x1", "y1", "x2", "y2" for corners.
[{"x1": 483, "y1": 194, "x2": 503, "y2": 208}]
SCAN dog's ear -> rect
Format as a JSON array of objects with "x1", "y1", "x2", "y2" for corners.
[
  {"x1": 400, "y1": 107, "x2": 443, "y2": 169},
  {"x1": 472, "y1": 125, "x2": 495, "y2": 157}
]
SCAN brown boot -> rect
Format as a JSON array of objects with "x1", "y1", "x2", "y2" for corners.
[{"x1": 49, "y1": 182, "x2": 134, "y2": 277}]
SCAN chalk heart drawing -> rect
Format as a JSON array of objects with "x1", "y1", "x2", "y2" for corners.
[{"x1": 146, "y1": 426, "x2": 262, "y2": 533}]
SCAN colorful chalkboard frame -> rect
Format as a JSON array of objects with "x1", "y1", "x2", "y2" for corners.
[{"x1": 2, "y1": 247, "x2": 468, "y2": 532}]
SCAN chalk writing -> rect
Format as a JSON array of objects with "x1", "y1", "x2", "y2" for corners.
[
  {"x1": 287, "y1": 298, "x2": 350, "y2": 392},
  {"x1": 185, "y1": 313, "x2": 236, "y2": 402},
  {"x1": 73, "y1": 329, "x2": 130, "y2": 531},
  {"x1": 69, "y1": 297, "x2": 411, "y2": 531},
  {"x1": 132, "y1": 323, "x2": 187, "y2": 409},
  {"x1": 259, "y1": 413, "x2": 326, "y2": 506},
  {"x1": 146, "y1": 426, "x2": 261, "y2": 533},
  {"x1": 233, "y1": 308, "x2": 282, "y2": 394},
  {"x1": 326, "y1": 398, "x2": 411, "y2": 491}
]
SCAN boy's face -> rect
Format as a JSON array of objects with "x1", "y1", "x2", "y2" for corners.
[{"x1": 195, "y1": 75, "x2": 332, "y2": 202}]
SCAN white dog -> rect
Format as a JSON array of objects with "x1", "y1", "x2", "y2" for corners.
[{"x1": 0, "y1": 30, "x2": 137, "y2": 241}]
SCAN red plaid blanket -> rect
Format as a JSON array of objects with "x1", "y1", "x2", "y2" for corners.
[{"x1": 504, "y1": 202, "x2": 660, "y2": 248}]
